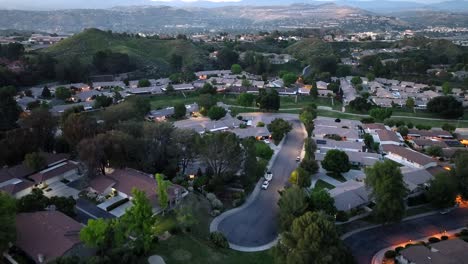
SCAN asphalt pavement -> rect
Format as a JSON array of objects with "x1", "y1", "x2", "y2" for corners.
[
  {"x1": 217, "y1": 120, "x2": 306, "y2": 248},
  {"x1": 343, "y1": 207, "x2": 468, "y2": 264},
  {"x1": 75, "y1": 198, "x2": 115, "y2": 224}
]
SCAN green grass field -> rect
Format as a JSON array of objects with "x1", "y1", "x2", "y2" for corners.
[{"x1": 44, "y1": 28, "x2": 207, "y2": 69}]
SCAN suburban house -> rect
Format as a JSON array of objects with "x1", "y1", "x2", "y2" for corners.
[
  {"x1": 375, "y1": 129, "x2": 403, "y2": 145},
  {"x1": 313, "y1": 117, "x2": 363, "y2": 142},
  {"x1": 382, "y1": 145, "x2": 437, "y2": 169},
  {"x1": 14, "y1": 211, "x2": 84, "y2": 263},
  {"x1": 362, "y1": 123, "x2": 387, "y2": 134},
  {"x1": 174, "y1": 114, "x2": 244, "y2": 134},
  {"x1": 397, "y1": 238, "x2": 468, "y2": 264},
  {"x1": 407, "y1": 129, "x2": 454, "y2": 140},
  {"x1": 316, "y1": 81, "x2": 329, "y2": 90},
  {"x1": 148, "y1": 103, "x2": 199, "y2": 121},
  {"x1": 316, "y1": 150, "x2": 382, "y2": 167},
  {"x1": 316, "y1": 139, "x2": 365, "y2": 152},
  {"x1": 88, "y1": 168, "x2": 188, "y2": 216},
  {"x1": 411, "y1": 139, "x2": 448, "y2": 150},
  {"x1": 402, "y1": 168, "x2": 434, "y2": 193},
  {"x1": 231, "y1": 126, "x2": 270, "y2": 139},
  {"x1": 328, "y1": 181, "x2": 370, "y2": 211},
  {"x1": 0, "y1": 153, "x2": 75, "y2": 198}
]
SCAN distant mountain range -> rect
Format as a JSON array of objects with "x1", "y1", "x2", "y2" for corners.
[
  {"x1": 0, "y1": 3, "x2": 403, "y2": 33},
  {"x1": 1, "y1": 0, "x2": 468, "y2": 13},
  {"x1": 0, "y1": 2, "x2": 466, "y2": 33}
]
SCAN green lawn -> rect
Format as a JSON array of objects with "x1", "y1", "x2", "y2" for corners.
[
  {"x1": 151, "y1": 234, "x2": 273, "y2": 264},
  {"x1": 314, "y1": 179, "x2": 335, "y2": 190}
]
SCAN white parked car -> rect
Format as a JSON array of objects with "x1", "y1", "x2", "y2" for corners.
[
  {"x1": 261, "y1": 180, "x2": 270, "y2": 190},
  {"x1": 265, "y1": 171, "x2": 273, "y2": 181},
  {"x1": 296, "y1": 156, "x2": 301, "y2": 162},
  {"x1": 264, "y1": 139, "x2": 270, "y2": 144}
]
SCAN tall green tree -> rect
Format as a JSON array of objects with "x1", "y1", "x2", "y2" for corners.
[
  {"x1": 155, "y1": 173, "x2": 169, "y2": 211},
  {"x1": 442, "y1": 82, "x2": 452, "y2": 95},
  {"x1": 299, "y1": 109, "x2": 316, "y2": 137},
  {"x1": 0, "y1": 191, "x2": 16, "y2": 253},
  {"x1": 309, "y1": 189, "x2": 336, "y2": 216},
  {"x1": 427, "y1": 96, "x2": 464, "y2": 119},
  {"x1": 369, "y1": 108, "x2": 393, "y2": 121},
  {"x1": 63, "y1": 113, "x2": 98, "y2": 148},
  {"x1": 365, "y1": 160, "x2": 407, "y2": 223},
  {"x1": 80, "y1": 219, "x2": 112, "y2": 254},
  {"x1": 289, "y1": 167, "x2": 311, "y2": 188},
  {"x1": 277, "y1": 186, "x2": 308, "y2": 231},
  {"x1": 321, "y1": 150, "x2": 350, "y2": 175},
  {"x1": 273, "y1": 211, "x2": 354, "y2": 264},
  {"x1": 23, "y1": 152, "x2": 47, "y2": 171},
  {"x1": 199, "y1": 132, "x2": 243, "y2": 181},
  {"x1": 207, "y1": 106, "x2": 227, "y2": 120},
  {"x1": 0, "y1": 86, "x2": 21, "y2": 131},
  {"x1": 22, "y1": 108, "x2": 57, "y2": 151},
  {"x1": 55, "y1": 87, "x2": 71, "y2": 100},
  {"x1": 173, "y1": 103, "x2": 187, "y2": 119},
  {"x1": 257, "y1": 89, "x2": 280, "y2": 111},
  {"x1": 231, "y1": 64, "x2": 242, "y2": 74},
  {"x1": 267, "y1": 118, "x2": 292, "y2": 144},
  {"x1": 454, "y1": 152, "x2": 468, "y2": 199},
  {"x1": 427, "y1": 173, "x2": 458, "y2": 209},
  {"x1": 237, "y1": 92, "x2": 255, "y2": 107},
  {"x1": 121, "y1": 188, "x2": 155, "y2": 254}
]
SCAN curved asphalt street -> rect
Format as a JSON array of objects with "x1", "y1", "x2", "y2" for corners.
[
  {"x1": 344, "y1": 207, "x2": 468, "y2": 264},
  {"x1": 217, "y1": 120, "x2": 306, "y2": 248}
]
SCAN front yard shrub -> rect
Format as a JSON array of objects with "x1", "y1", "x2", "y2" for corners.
[
  {"x1": 211, "y1": 198, "x2": 223, "y2": 210},
  {"x1": 210, "y1": 232, "x2": 229, "y2": 248},
  {"x1": 384, "y1": 250, "x2": 396, "y2": 259},
  {"x1": 441, "y1": 236, "x2": 448, "y2": 240},
  {"x1": 335, "y1": 210, "x2": 349, "y2": 222},
  {"x1": 395, "y1": 246, "x2": 404, "y2": 253},
  {"x1": 428, "y1": 237, "x2": 440, "y2": 243}
]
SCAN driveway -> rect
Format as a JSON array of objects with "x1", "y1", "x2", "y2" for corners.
[
  {"x1": 216, "y1": 120, "x2": 306, "y2": 248},
  {"x1": 343, "y1": 207, "x2": 468, "y2": 264}
]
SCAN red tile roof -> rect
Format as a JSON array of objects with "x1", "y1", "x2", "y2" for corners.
[
  {"x1": 16, "y1": 211, "x2": 82, "y2": 263},
  {"x1": 103, "y1": 168, "x2": 185, "y2": 206}
]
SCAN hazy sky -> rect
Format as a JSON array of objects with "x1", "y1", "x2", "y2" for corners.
[{"x1": 0, "y1": 0, "x2": 453, "y2": 10}]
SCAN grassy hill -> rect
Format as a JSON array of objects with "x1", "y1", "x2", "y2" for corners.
[
  {"x1": 43, "y1": 28, "x2": 209, "y2": 73},
  {"x1": 285, "y1": 38, "x2": 334, "y2": 60}
]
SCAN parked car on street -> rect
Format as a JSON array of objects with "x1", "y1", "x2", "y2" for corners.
[
  {"x1": 261, "y1": 180, "x2": 270, "y2": 190},
  {"x1": 265, "y1": 171, "x2": 273, "y2": 181}
]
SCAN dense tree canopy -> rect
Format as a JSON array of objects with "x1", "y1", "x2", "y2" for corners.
[
  {"x1": 427, "y1": 173, "x2": 458, "y2": 209},
  {"x1": 0, "y1": 86, "x2": 21, "y2": 131},
  {"x1": 278, "y1": 186, "x2": 308, "y2": 231},
  {"x1": 427, "y1": 96, "x2": 464, "y2": 119},
  {"x1": 365, "y1": 160, "x2": 407, "y2": 223},
  {"x1": 207, "y1": 106, "x2": 227, "y2": 120},
  {"x1": 369, "y1": 108, "x2": 393, "y2": 121},
  {"x1": 0, "y1": 192, "x2": 16, "y2": 253},
  {"x1": 237, "y1": 92, "x2": 256, "y2": 107},
  {"x1": 273, "y1": 211, "x2": 354, "y2": 264},
  {"x1": 267, "y1": 118, "x2": 292, "y2": 144},
  {"x1": 321, "y1": 150, "x2": 350, "y2": 175},
  {"x1": 257, "y1": 89, "x2": 280, "y2": 111}
]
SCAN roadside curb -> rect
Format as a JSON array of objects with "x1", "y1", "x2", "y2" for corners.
[
  {"x1": 340, "y1": 210, "x2": 440, "y2": 240},
  {"x1": 209, "y1": 136, "x2": 286, "y2": 234},
  {"x1": 209, "y1": 120, "x2": 303, "y2": 252}
]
